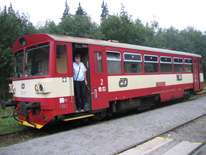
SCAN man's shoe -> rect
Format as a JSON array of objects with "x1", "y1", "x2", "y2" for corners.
[{"x1": 80, "y1": 109, "x2": 84, "y2": 112}]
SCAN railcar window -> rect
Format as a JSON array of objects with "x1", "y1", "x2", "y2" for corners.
[
  {"x1": 24, "y1": 44, "x2": 49, "y2": 77},
  {"x1": 160, "y1": 56, "x2": 172, "y2": 73},
  {"x1": 56, "y1": 44, "x2": 68, "y2": 74},
  {"x1": 185, "y1": 58, "x2": 193, "y2": 72},
  {"x1": 93, "y1": 51, "x2": 103, "y2": 74},
  {"x1": 174, "y1": 57, "x2": 183, "y2": 73},
  {"x1": 144, "y1": 55, "x2": 159, "y2": 73},
  {"x1": 14, "y1": 50, "x2": 24, "y2": 78},
  {"x1": 124, "y1": 53, "x2": 142, "y2": 73},
  {"x1": 194, "y1": 60, "x2": 197, "y2": 72},
  {"x1": 200, "y1": 59, "x2": 203, "y2": 72},
  {"x1": 106, "y1": 51, "x2": 122, "y2": 74}
]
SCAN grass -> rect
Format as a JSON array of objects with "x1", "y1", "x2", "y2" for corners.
[
  {"x1": 0, "y1": 117, "x2": 27, "y2": 134},
  {"x1": 0, "y1": 107, "x2": 27, "y2": 134},
  {"x1": 0, "y1": 107, "x2": 13, "y2": 116}
]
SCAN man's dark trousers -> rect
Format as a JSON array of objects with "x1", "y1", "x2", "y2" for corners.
[{"x1": 74, "y1": 81, "x2": 86, "y2": 110}]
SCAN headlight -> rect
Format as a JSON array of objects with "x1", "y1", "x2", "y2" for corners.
[
  {"x1": 34, "y1": 84, "x2": 39, "y2": 92},
  {"x1": 34, "y1": 83, "x2": 44, "y2": 93},
  {"x1": 19, "y1": 37, "x2": 26, "y2": 46},
  {"x1": 9, "y1": 84, "x2": 15, "y2": 93},
  {"x1": 39, "y1": 84, "x2": 44, "y2": 92}
]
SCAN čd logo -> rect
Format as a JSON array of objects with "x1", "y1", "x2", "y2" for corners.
[{"x1": 119, "y1": 78, "x2": 128, "y2": 87}]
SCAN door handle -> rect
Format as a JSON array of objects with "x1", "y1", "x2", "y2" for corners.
[
  {"x1": 94, "y1": 89, "x2": 97, "y2": 99},
  {"x1": 69, "y1": 77, "x2": 73, "y2": 102}
]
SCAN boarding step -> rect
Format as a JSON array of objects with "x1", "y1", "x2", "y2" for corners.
[
  {"x1": 62, "y1": 114, "x2": 94, "y2": 122},
  {"x1": 120, "y1": 137, "x2": 201, "y2": 155}
]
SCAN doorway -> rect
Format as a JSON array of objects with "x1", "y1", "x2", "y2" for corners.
[
  {"x1": 72, "y1": 43, "x2": 91, "y2": 111},
  {"x1": 193, "y1": 57, "x2": 200, "y2": 91}
]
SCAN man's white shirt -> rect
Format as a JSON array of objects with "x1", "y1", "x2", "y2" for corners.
[{"x1": 73, "y1": 62, "x2": 87, "y2": 81}]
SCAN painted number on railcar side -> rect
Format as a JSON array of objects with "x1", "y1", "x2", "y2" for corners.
[
  {"x1": 59, "y1": 104, "x2": 68, "y2": 109},
  {"x1": 100, "y1": 79, "x2": 104, "y2": 85}
]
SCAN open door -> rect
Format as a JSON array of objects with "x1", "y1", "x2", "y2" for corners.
[
  {"x1": 193, "y1": 57, "x2": 200, "y2": 91},
  {"x1": 72, "y1": 43, "x2": 91, "y2": 111},
  {"x1": 198, "y1": 58, "x2": 204, "y2": 90},
  {"x1": 89, "y1": 45, "x2": 109, "y2": 110}
]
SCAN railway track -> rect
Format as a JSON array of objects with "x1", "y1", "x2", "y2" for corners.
[{"x1": 118, "y1": 112, "x2": 206, "y2": 155}]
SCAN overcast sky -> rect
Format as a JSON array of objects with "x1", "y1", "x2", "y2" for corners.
[{"x1": 0, "y1": 0, "x2": 206, "y2": 32}]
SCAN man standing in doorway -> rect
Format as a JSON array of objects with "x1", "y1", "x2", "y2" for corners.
[{"x1": 73, "y1": 54, "x2": 88, "y2": 112}]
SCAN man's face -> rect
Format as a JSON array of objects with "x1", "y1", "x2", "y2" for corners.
[{"x1": 75, "y1": 57, "x2": 80, "y2": 64}]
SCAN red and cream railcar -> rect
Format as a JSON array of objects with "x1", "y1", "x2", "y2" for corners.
[{"x1": 1, "y1": 34, "x2": 204, "y2": 129}]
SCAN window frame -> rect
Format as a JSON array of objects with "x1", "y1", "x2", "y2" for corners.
[
  {"x1": 184, "y1": 58, "x2": 193, "y2": 73},
  {"x1": 14, "y1": 50, "x2": 24, "y2": 78},
  {"x1": 93, "y1": 51, "x2": 103, "y2": 74},
  {"x1": 56, "y1": 44, "x2": 68, "y2": 74},
  {"x1": 106, "y1": 50, "x2": 121, "y2": 61},
  {"x1": 173, "y1": 57, "x2": 184, "y2": 73},
  {"x1": 106, "y1": 50, "x2": 122, "y2": 74},
  {"x1": 144, "y1": 54, "x2": 159, "y2": 73},
  {"x1": 144, "y1": 54, "x2": 159, "y2": 63},
  {"x1": 160, "y1": 56, "x2": 172, "y2": 73},
  {"x1": 123, "y1": 52, "x2": 142, "y2": 62},
  {"x1": 184, "y1": 58, "x2": 193, "y2": 65},
  {"x1": 160, "y1": 56, "x2": 172, "y2": 64},
  {"x1": 173, "y1": 57, "x2": 183, "y2": 64},
  {"x1": 199, "y1": 59, "x2": 203, "y2": 72},
  {"x1": 24, "y1": 43, "x2": 50, "y2": 77},
  {"x1": 123, "y1": 52, "x2": 142, "y2": 74}
]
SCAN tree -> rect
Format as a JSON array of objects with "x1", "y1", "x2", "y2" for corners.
[
  {"x1": 75, "y1": 2, "x2": 86, "y2": 16},
  {"x1": 0, "y1": 4, "x2": 36, "y2": 100},
  {"x1": 101, "y1": 9, "x2": 147, "y2": 45},
  {"x1": 38, "y1": 20, "x2": 59, "y2": 34},
  {"x1": 8, "y1": 3, "x2": 14, "y2": 13},
  {"x1": 62, "y1": 0, "x2": 70, "y2": 19},
  {"x1": 58, "y1": 15, "x2": 103, "y2": 39},
  {"x1": 100, "y1": 0, "x2": 109, "y2": 21},
  {"x1": 120, "y1": 3, "x2": 127, "y2": 17}
]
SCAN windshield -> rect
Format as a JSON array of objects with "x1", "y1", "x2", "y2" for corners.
[
  {"x1": 24, "y1": 43, "x2": 49, "y2": 77},
  {"x1": 14, "y1": 50, "x2": 24, "y2": 78}
]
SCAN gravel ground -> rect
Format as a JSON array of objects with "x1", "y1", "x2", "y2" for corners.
[
  {"x1": 0, "y1": 96, "x2": 206, "y2": 155},
  {"x1": 145, "y1": 113, "x2": 206, "y2": 155},
  {"x1": 163, "y1": 116, "x2": 206, "y2": 144},
  {"x1": 162, "y1": 114, "x2": 206, "y2": 155}
]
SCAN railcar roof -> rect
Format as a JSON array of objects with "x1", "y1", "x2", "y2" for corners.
[{"x1": 48, "y1": 34, "x2": 201, "y2": 57}]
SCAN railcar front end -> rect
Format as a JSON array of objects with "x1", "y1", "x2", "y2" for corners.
[{"x1": 1, "y1": 34, "x2": 75, "y2": 129}]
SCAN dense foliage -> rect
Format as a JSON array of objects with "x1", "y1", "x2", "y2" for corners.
[
  {"x1": 0, "y1": 4, "x2": 36, "y2": 99},
  {"x1": 0, "y1": 2, "x2": 205, "y2": 100}
]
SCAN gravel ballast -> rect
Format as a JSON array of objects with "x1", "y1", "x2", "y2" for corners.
[{"x1": 0, "y1": 96, "x2": 206, "y2": 155}]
